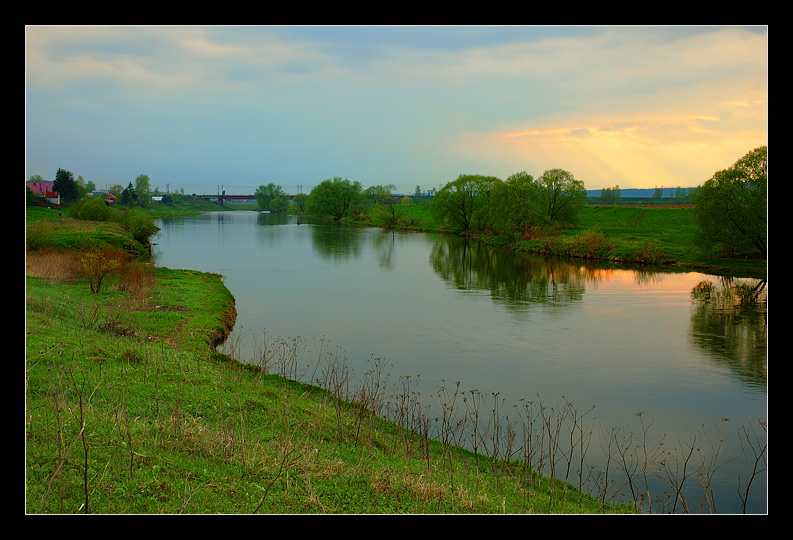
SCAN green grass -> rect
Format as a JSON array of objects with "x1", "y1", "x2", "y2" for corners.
[
  {"x1": 361, "y1": 203, "x2": 765, "y2": 278},
  {"x1": 25, "y1": 206, "x2": 634, "y2": 514},
  {"x1": 25, "y1": 273, "x2": 631, "y2": 514}
]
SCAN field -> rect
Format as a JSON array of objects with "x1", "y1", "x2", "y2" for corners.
[{"x1": 371, "y1": 202, "x2": 766, "y2": 278}]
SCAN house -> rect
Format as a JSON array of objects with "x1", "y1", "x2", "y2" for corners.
[
  {"x1": 27, "y1": 181, "x2": 60, "y2": 206},
  {"x1": 92, "y1": 190, "x2": 116, "y2": 204}
]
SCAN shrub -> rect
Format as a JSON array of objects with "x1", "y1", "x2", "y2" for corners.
[
  {"x1": 633, "y1": 240, "x2": 666, "y2": 265},
  {"x1": 114, "y1": 209, "x2": 160, "y2": 244},
  {"x1": 573, "y1": 228, "x2": 613, "y2": 258},
  {"x1": 80, "y1": 249, "x2": 122, "y2": 294},
  {"x1": 77, "y1": 196, "x2": 113, "y2": 221}
]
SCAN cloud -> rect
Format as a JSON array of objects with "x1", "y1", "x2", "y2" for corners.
[{"x1": 25, "y1": 25, "x2": 767, "y2": 192}]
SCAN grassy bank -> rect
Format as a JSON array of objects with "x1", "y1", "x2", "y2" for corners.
[
  {"x1": 352, "y1": 203, "x2": 766, "y2": 279},
  {"x1": 25, "y1": 207, "x2": 633, "y2": 514}
]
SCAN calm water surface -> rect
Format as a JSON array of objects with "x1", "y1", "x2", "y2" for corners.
[{"x1": 153, "y1": 211, "x2": 767, "y2": 513}]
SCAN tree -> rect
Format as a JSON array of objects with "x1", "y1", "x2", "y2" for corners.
[
  {"x1": 269, "y1": 197, "x2": 289, "y2": 214},
  {"x1": 254, "y1": 183, "x2": 286, "y2": 211},
  {"x1": 490, "y1": 171, "x2": 544, "y2": 241},
  {"x1": 537, "y1": 168, "x2": 586, "y2": 225},
  {"x1": 135, "y1": 174, "x2": 152, "y2": 208},
  {"x1": 119, "y1": 182, "x2": 138, "y2": 206},
  {"x1": 364, "y1": 184, "x2": 399, "y2": 225},
  {"x1": 53, "y1": 168, "x2": 79, "y2": 205},
  {"x1": 430, "y1": 174, "x2": 502, "y2": 234},
  {"x1": 306, "y1": 177, "x2": 364, "y2": 221},
  {"x1": 599, "y1": 185, "x2": 621, "y2": 205},
  {"x1": 76, "y1": 175, "x2": 95, "y2": 199},
  {"x1": 693, "y1": 146, "x2": 767, "y2": 256},
  {"x1": 292, "y1": 192, "x2": 309, "y2": 216},
  {"x1": 363, "y1": 184, "x2": 394, "y2": 208}
]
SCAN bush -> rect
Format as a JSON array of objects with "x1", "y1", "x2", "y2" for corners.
[
  {"x1": 572, "y1": 228, "x2": 613, "y2": 258},
  {"x1": 633, "y1": 240, "x2": 666, "y2": 265},
  {"x1": 77, "y1": 196, "x2": 113, "y2": 221},
  {"x1": 114, "y1": 209, "x2": 160, "y2": 244},
  {"x1": 80, "y1": 248, "x2": 122, "y2": 294}
]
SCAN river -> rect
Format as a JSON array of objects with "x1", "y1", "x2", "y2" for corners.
[{"x1": 152, "y1": 210, "x2": 767, "y2": 514}]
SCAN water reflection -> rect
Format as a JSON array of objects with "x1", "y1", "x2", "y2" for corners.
[
  {"x1": 690, "y1": 278, "x2": 768, "y2": 389},
  {"x1": 309, "y1": 219, "x2": 364, "y2": 263},
  {"x1": 430, "y1": 235, "x2": 587, "y2": 309},
  {"x1": 426, "y1": 234, "x2": 768, "y2": 392},
  {"x1": 256, "y1": 212, "x2": 292, "y2": 226}
]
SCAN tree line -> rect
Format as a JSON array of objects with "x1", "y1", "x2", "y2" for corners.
[
  {"x1": 29, "y1": 145, "x2": 766, "y2": 260},
  {"x1": 254, "y1": 146, "x2": 766, "y2": 261},
  {"x1": 255, "y1": 168, "x2": 588, "y2": 242},
  {"x1": 429, "y1": 169, "x2": 587, "y2": 240},
  {"x1": 27, "y1": 168, "x2": 182, "y2": 209}
]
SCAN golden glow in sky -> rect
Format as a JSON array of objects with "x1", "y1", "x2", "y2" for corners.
[{"x1": 25, "y1": 26, "x2": 767, "y2": 194}]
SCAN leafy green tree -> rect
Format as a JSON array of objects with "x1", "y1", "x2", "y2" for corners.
[
  {"x1": 254, "y1": 183, "x2": 287, "y2": 211},
  {"x1": 490, "y1": 171, "x2": 544, "y2": 241},
  {"x1": 430, "y1": 174, "x2": 502, "y2": 234},
  {"x1": 292, "y1": 192, "x2": 309, "y2": 216},
  {"x1": 75, "y1": 175, "x2": 96, "y2": 199},
  {"x1": 693, "y1": 146, "x2": 767, "y2": 256},
  {"x1": 306, "y1": 177, "x2": 364, "y2": 221},
  {"x1": 538, "y1": 168, "x2": 586, "y2": 225},
  {"x1": 364, "y1": 184, "x2": 399, "y2": 225},
  {"x1": 135, "y1": 174, "x2": 152, "y2": 208},
  {"x1": 269, "y1": 197, "x2": 289, "y2": 214},
  {"x1": 53, "y1": 168, "x2": 79, "y2": 205},
  {"x1": 363, "y1": 184, "x2": 394, "y2": 207}
]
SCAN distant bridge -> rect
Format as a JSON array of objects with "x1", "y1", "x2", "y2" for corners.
[
  {"x1": 196, "y1": 194, "x2": 297, "y2": 204},
  {"x1": 197, "y1": 193, "x2": 415, "y2": 204}
]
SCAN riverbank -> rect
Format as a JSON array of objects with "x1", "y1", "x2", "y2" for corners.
[
  {"x1": 346, "y1": 203, "x2": 767, "y2": 279},
  {"x1": 25, "y1": 206, "x2": 632, "y2": 514}
]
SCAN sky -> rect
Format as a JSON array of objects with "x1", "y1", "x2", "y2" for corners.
[{"x1": 25, "y1": 25, "x2": 768, "y2": 196}]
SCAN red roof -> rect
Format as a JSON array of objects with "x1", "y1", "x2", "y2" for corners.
[{"x1": 27, "y1": 181, "x2": 58, "y2": 198}]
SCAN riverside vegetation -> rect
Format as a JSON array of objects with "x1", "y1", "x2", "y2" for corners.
[
  {"x1": 26, "y1": 200, "x2": 766, "y2": 514},
  {"x1": 27, "y1": 205, "x2": 641, "y2": 514},
  {"x1": 344, "y1": 202, "x2": 765, "y2": 279},
  {"x1": 26, "y1": 146, "x2": 767, "y2": 514},
  {"x1": 294, "y1": 148, "x2": 766, "y2": 280}
]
